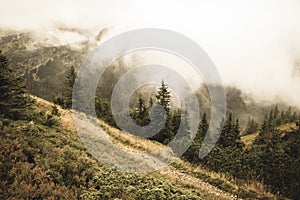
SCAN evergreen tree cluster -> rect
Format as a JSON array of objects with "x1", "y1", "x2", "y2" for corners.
[
  {"x1": 53, "y1": 78, "x2": 185, "y2": 145},
  {"x1": 183, "y1": 113, "x2": 208, "y2": 163},
  {"x1": 150, "y1": 81, "x2": 175, "y2": 144},
  {"x1": 0, "y1": 51, "x2": 32, "y2": 120},
  {"x1": 52, "y1": 60, "x2": 300, "y2": 198},
  {"x1": 53, "y1": 65, "x2": 76, "y2": 109},
  {"x1": 182, "y1": 104, "x2": 300, "y2": 199},
  {"x1": 0, "y1": 54, "x2": 204, "y2": 199},
  {"x1": 243, "y1": 117, "x2": 259, "y2": 135},
  {"x1": 218, "y1": 113, "x2": 244, "y2": 148},
  {"x1": 98, "y1": 80, "x2": 191, "y2": 145},
  {"x1": 128, "y1": 81, "x2": 181, "y2": 145},
  {"x1": 246, "y1": 120, "x2": 300, "y2": 199},
  {"x1": 131, "y1": 94, "x2": 150, "y2": 127},
  {"x1": 266, "y1": 105, "x2": 298, "y2": 127}
]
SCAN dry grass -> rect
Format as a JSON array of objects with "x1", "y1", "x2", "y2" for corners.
[
  {"x1": 95, "y1": 117, "x2": 276, "y2": 199},
  {"x1": 32, "y1": 95, "x2": 279, "y2": 199},
  {"x1": 33, "y1": 95, "x2": 163, "y2": 153},
  {"x1": 241, "y1": 132, "x2": 259, "y2": 148},
  {"x1": 172, "y1": 160, "x2": 277, "y2": 199},
  {"x1": 32, "y1": 95, "x2": 54, "y2": 114},
  {"x1": 32, "y1": 95, "x2": 76, "y2": 132},
  {"x1": 241, "y1": 122, "x2": 297, "y2": 148},
  {"x1": 97, "y1": 118, "x2": 163, "y2": 153},
  {"x1": 278, "y1": 122, "x2": 297, "y2": 132}
]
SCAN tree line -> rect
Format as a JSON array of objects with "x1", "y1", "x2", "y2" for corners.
[
  {"x1": 183, "y1": 105, "x2": 300, "y2": 199},
  {"x1": 54, "y1": 62, "x2": 300, "y2": 199},
  {"x1": 0, "y1": 51, "x2": 204, "y2": 199}
]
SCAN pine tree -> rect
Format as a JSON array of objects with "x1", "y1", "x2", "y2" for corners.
[
  {"x1": 172, "y1": 107, "x2": 192, "y2": 155},
  {"x1": 292, "y1": 111, "x2": 298, "y2": 122},
  {"x1": 95, "y1": 97, "x2": 115, "y2": 126},
  {"x1": 254, "y1": 119, "x2": 269, "y2": 145},
  {"x1": 172, "y1": 109, "x2": 181, "y2": 134},
  {"x1": 198, "y1": 112, "x2": 209, "y2": 142},
  {"x1": 148, "y1": 103, "x2": 167, "y2": 139},
  {"x1": 285, "y1": 107, "x2": 292, "y2": 123},
  {"x1": 218, "y1": 113, "x2": 233, "y2": 147},
  {"x1": 273, "y1": 105, "x2": 279, "y2": 121},
  {"x1": 183, "y1": 112, "x2": 209, "y2": 163},
  {"x1": 218, "y1": 113, "x2": 243, "y2": 148},
  {"x1": 233, "y1": 118, "x2": 244, "y2": 148},
  {"x1": 64, "y1": 66, "x2": 76, "y2": 109},
  {"x1": 156, "y1": 81, "x2": 171, "y2": 113},
  {"x1": 268, "y1": 108, "x2": 274, "y2": 123},
  {"x1": 151, "y1": 81, "x2": 174, "y2": 144},
  {"x1": 177, "y1": 107, "x2": 191, "y2": 139},
  {"x1": 133, "y1": 94, "x2": 149, "y2": 126},
  {"x1": 0, "y1": 51, "x2": 31, "y2": 119},
  {"x1": 280, "y1": 110, "x2": 285, "y2": 124},
  {"x1": 243, "y1": 117, "x2": 259, "y2": 135}
]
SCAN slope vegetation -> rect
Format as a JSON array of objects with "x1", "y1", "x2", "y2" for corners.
[
  {"x1": 241, "y1": 122, "x2": 297, "y2": 148},
  {"x1": 35, "y1": 96, "x2": 277, "y2": 199}
]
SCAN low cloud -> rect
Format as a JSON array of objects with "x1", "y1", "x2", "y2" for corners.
[{"x1": 1, "y1": 0, "x2": 300, "y2": 107}]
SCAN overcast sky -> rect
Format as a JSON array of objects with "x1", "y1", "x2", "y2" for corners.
[{"x1": 1, "y1": 0, "x2": 300, "y2": 106}]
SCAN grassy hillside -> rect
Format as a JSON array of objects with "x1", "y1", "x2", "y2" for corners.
[
  {"x1": 40, "y1": 97, "x2": 280, "y2": 199},
  {"x1": 1, "y1": 96, "x2": 232, "y2": 200},
  {"x1": 0, "y1": 96, "x2": 281, "y2": 199}
]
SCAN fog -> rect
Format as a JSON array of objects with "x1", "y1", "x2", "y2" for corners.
[{"x1": 1, "y1": 0, "x2": 300, "y2": 107}]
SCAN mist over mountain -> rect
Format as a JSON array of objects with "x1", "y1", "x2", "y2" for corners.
[
  {"x1": 2, "y1": 0, "x2": 300, "y2": 108},
  {"x1": 1, "y1": 27, "x2": 298, "y2": 130},
  {"x1": 0, "y1": 27, "x2": 109, "y2": 100},
  {"x1": 1, "y1": 1, "x2": 300, "y2": 199}
]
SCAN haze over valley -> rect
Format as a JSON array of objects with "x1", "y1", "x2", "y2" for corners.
[{"x1": 1, "y1": 1, "x2": 300, "y2": 199}]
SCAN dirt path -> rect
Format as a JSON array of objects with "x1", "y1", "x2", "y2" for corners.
[{"x1": 34, "y1": 96, "x2": 235, "y2": 199}]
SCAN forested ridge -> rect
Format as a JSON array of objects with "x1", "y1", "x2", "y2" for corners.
[{"x1": 1, "y1": 44, "x2": 300, "y2": 200}]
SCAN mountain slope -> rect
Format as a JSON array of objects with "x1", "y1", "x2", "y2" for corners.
[
  {"x1": 34, "y1": 96, "x2": 233, "y2": 199},
  {"x1": 33, "y1": 96, "x2": 278, "y2": 200},
  {"x1": 0, "y1": 28, "x2": 291, "y2": 199},
  {"x1": 241, "y1": 122, "x2": 298, "y2": 148},
  {"x1": 1, "y1": 28, "x2": 298, "y2": 132},
  {"x1": 1, "y1": 96, "x2": 212, "y2": 199},
  {"x1": 0, "y1": 29, "x2": 92, "y2": 100}
]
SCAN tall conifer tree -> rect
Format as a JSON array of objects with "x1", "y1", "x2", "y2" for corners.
[
  {"x1": 0, "y1": 51, "x2": 31, "y2": 119},
  {"x1": 64, "y1": 65, "x2": 76, "y2": 109},
  {"x1": 152, "y1": 81, "x2": 174, "y2": 144}
]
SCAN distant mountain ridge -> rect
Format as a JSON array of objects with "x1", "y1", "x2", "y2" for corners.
[
  {"x1": 1, "y1": 28, "x2": 298, "y2": 129},
  {"x1": 0, "y1": 28, "x2": 105, "y2": 100}
]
